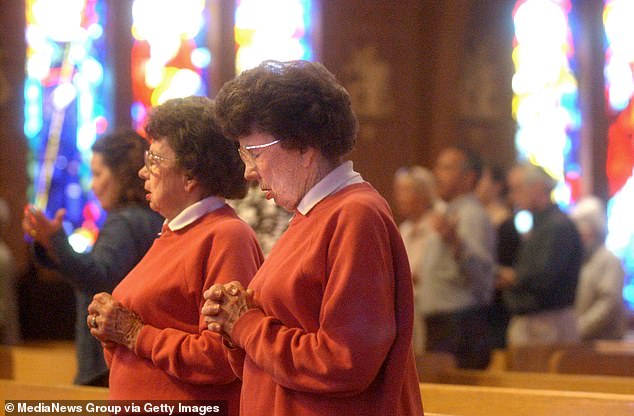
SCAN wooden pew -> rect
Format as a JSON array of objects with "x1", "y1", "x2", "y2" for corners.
[
  {"x1": 489, "y1": 341, "x2": 634, "y2": 374},
  {"x1": 0, "y1": 379, "x2": 108, "y2": 400},
  {"x1": 432, "y1": 368, "x2": 634, "y2": 395},
  {"x1": 501, "y1": 343, "x2": 589, "y2": 372},
  {"x1": 420, "y1": 383, "x2": 634, "y2": 416},
  {"x1": 550, "y1": 348, "x2": 634, "y2": 377},
  {"x1": 0, "y1": 344, "x2": 13, "y2": 379},
  {"x1": 415, "y1": 351, "x2": 457, "y2": 382},
  {"x1": 593, "y1": 339, "x2": 634, "y2": 354},
  {"x1": 0, "y1": 341, "x2": 77, "y2": 385},
  {"x1": 1, "y1": 380, "x2": 457, "y2": 416}
]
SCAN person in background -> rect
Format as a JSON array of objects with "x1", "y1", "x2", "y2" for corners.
[
  {"x1": 501, "y1": 162, "x2": 583, "y2": 346},
  {"x1": 22, "y1": 129, "x2": 162, "y2": 385},
  {"x1": 202, "y1": 60, "x2": 424, "y2": 416},
  {"x1": 393, "y1": 165, "x2": 444, "y2": 355},
  {"x1": 87, "y1": 96, "x2": 263, "y2": 415},
  {"x1": 571, "y1": 196, "x2": 626, "y2": 341},
  {"x1": 0, "y1": 197, "x2": 19, "y2": 345},
  {"x1": 476, "y1": 164, "x2": 521, "y2": 349},
  {"x1": 419, "y1": 145, "x2": 496, "y2": 369},
  {"x1": 229, "y1": 181, "x2": 292, "y2": 256}
]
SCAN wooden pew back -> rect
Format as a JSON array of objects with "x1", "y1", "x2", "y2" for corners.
[
  {"x1": 550, "y1": 348, "x2": 634, "y2": 377},
  {"x1": 0, "y1": 341, "x2": 76, "y2": 385},
  {"x1": 434, "y1": 368, "x2": 634, "y2": 395},
  {"x1": 420, "y1": 383, "x2": 634, "y2": 416},
  {"x1": 0, "y1": 379, "x2": 108, "y2": 400}
]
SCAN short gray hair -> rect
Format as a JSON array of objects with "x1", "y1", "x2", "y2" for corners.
[
  {"x1": 571, "y1": 196, "x2": 607, "y2": 242},
  {"x1": 515, "y1": 162, "x2": 557, "y2": 192},
  {"x1": 395, "y1": 165, "x2": 437, "y2": 202}
]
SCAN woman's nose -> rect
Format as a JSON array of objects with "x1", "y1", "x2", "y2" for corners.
[
  {"x1": 243, "y1": 162, "x2": 258, "y2": 182},
  {"x1": 138, "y1": 165, "x2": 148, "y2": 179}
]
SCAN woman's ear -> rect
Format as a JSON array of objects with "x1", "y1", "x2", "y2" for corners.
[
  {"x1": 300, "y1": 147, "x2": 317, "y2": 168},
  {"x1": 184, "y1": 175, "x2": 198, "y2": 192}
]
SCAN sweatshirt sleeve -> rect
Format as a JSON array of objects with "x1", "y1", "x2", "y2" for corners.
[
  {"x1": 232, "y1": 205, "x2": 398, "y2": 396},
  {"x1": 225, "y1": 344, "x2": 246, "y2": 380},
  {"x1": 134, "y1": 222, "x2": 263, "y2": 384},
  {"x1": 49, "y1": 212, "x2": 151, "y2": 293}
]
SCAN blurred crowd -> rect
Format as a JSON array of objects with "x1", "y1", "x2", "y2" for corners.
[{"x1": 394, "y1": 147, "x2": 627, "y2": 369}]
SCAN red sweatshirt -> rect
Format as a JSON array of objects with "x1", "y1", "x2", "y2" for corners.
[
  {"x1": 228, "y1": 183, "x2": 424, "y2": 416},
  {"x1": 107, "y1": 206, "x2": 264, "y2": 415}
]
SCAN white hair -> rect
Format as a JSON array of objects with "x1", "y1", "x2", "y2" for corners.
[
  {"x1": 394, "y1": 165, "x2": 437, "y2": 202},
  {"x1": 571, "y1": 196, "x2": 607, "y2": 241}
]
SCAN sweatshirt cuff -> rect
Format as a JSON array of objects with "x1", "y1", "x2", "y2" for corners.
[
  {"x1": 133, "y1": 324, "x2": 160, "y2": 359},
  {"x1": 232, "y1": 308, "x2": 266, "y2": 349}
]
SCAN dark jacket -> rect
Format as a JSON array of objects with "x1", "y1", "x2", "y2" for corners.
[
  {"x1": 34, "y1": 205, "x2": 162, "y2": 385},
  {"x1": 503, "y1": 204, "x2": 583, "y2": 315}
]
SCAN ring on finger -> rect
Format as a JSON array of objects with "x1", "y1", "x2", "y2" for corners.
[{"x1": 90, "y1": 315, "x2": 98, "y2": 329}]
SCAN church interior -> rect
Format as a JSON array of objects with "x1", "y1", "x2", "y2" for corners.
[{"x1": 1, "y1": 0, "x2": 634, "y2": 413}]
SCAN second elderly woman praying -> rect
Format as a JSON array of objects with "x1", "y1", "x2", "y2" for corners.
[{"x1": 202, "y1": 60, "x2": 424, "y2": 416}]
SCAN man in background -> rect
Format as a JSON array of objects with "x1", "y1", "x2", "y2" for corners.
[
  {"x1": 420, "y1": 146, "x2": 496, "y2": 369},
  {"x1": 500, "y1": 163, "x2": 583, "y2": 346}
]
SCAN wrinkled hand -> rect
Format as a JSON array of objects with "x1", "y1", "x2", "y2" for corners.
[
  {"x1": 87, "y1": 292, "x2": 143, "y2": 350},
  {"x1": 22, "y1": 205, "x2": 65, "y2": 250},
  {"x1": 202, "y1": 281, "x2": 257, "y2": 344}
]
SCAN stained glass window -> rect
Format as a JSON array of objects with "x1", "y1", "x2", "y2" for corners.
[
  {"x1": 234, "y1": 0, "x2": 314, "y2": 74},
  {"x1": 24, "y1": 0, "x2": 109, "y2": 252},
  {"x1": 512, "y1": 0, "x2": 581, "y2": 209},
  {"x1": 603, "y1": 0, "x2": 634, "y2": 309},
  {"x1": 130, "y1": 0, "x2": 210, "y2": 133}
]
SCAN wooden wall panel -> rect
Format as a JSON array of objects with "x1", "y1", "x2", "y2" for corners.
[{"x1": 0, "y1": 0, "x2": 28, "y2": 273}]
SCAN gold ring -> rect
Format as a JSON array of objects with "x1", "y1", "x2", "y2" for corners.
[
  {"x1": 30, "y1": 230, "x2": 37, "y2": 238},
  {"x1": 90, "y1": 315, "x2": 98, "y2": 329}
]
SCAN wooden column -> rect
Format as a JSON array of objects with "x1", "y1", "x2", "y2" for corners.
[
  {"x1": 107, "y1": 0, "x2": 134, "y2": 128},
  {"x1": 208, "y1": 0, "x2": 236, "y2": 97},
  {"x1": 0, "y1": 0, "x2": 28, "y2": 272},
  {"x1": 573, "y1": 0, "x2": 609, "y2": 200}
]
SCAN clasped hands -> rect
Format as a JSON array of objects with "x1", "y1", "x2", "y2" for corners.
[
  {"x1": 87, "y1": 293, "x2": 143, "y2": 350},
  {"x1": 202, "y1": 281, "x2": 257, "y2": 346}
]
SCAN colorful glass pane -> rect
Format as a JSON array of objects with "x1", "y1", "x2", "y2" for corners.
[
  {"x1": 130, "y1": 0, "x2": 209, "y2": 133},
  {"x1": 24, "y1": 0, "x2": 109, "y2": 252},
  {"x1": 234, "y1": 0, "x2": 314, "y2": 74},
  {"x1": 512, "y1": 0, "x2": 580, "y2": 209},
  {"x1": 603, "y1": 0, "x2": 634, "y2": 309}
]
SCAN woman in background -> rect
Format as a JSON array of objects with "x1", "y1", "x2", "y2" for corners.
[
  {"x1": 393, "y1": 165, "x2": 443, "y2": 355},
  {"x1": 571, "y1": 196, "x2": 626, "y2": 341},
  {"x1": 22, "y1": 129, "x2": 163, "y2": 386}
]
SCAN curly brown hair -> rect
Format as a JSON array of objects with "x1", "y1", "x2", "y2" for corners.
[
  {"x1": 144, "y1": 96, "x2": 247, "y2": 199},
  {"x1": 91, "y1": 129, "x2": 149, "y2": 207},
  {"x1": 214, "y1": 60, "x2": 358, "y2": 160}
]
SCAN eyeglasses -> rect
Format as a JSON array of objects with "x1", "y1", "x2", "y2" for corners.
[
  {"x1": 144, "y1": 150, "x2": 177, "y2": 174},
  {"x1": 238, "y1": 139, "x2": 281, "y2": 166}
]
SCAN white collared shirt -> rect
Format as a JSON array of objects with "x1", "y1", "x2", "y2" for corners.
[
  {"x1": 296, "y1": 161, "x2": 365, "y2": 216},
  {"x1": 165, "y1": 196, "x2": 226, "y2": 232}
]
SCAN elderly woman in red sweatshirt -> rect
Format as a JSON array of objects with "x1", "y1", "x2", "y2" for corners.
[
  {"x1": 202, "y1": 60, "x2": 424, "y2": 416},
  {"x1": 87, "y1": 96, "x2": 264, "y2": 415}
]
